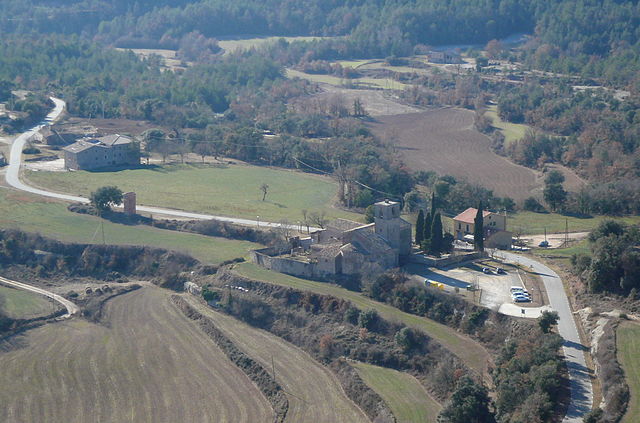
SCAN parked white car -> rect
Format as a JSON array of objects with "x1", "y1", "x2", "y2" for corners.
[{"x1": 512, "y1": 293, "x2": 531, "y2": 303}]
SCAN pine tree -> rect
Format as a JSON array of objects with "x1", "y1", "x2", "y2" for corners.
[
  {"x1": 431, "y1": 212, "x2": 443, "y2": 256},
  {"x1": 474, "y1": 202, "x2": 484, "y2": 252},
  {"x1": 415, "y1": 209, "x2": 425, "y2": 245}
]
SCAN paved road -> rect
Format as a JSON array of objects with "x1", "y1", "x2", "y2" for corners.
[
  {"x1": 0, "y1": 276, "x2": 79, "y2": 318},
  {"x1": 6, "y1": 98, "x2": 307, "y2": 231},
  {"x1": 498, "y1": 251, "x2": 593, "y2": 423}
]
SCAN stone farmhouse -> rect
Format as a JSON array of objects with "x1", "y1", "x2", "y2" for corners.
[
  {"x1": 63, "y1": 134, "x2": 139, "y2": 170},
  {"x1": 452, "y1": 207, "x2": 512, "y2": 249},
  {"x1": 251, "y1": 200, "x2": 412, "y2": 279}
]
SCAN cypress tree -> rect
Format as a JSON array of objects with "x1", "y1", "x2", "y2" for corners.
[
  {"x1": 431, "y1": 212, "x2": 443, "y2": 256},
  {"x1": 474, "y1": 202, "x2": 484, "y2": 252},
  {"x1": 423, "y1": 210, "x2": 432, "y2": 242},
  {"x1": 415, "y1": 209, "x2": 425, "y2": 245},
  {"x1": 431, "y1": 191, "x2": 437, "y2": 212}
]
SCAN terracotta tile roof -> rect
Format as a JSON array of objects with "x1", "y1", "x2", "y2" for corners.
[{"x1": 453, "y1": 208, "x2": 492, "y2": 224}]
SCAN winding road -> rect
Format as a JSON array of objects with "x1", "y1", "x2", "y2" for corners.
[
  {"x1": 5, "y1": 98, "x2": 302, "y2": 230},
  {"x1": 498, "y1": 251, "x2": 593, "y2": 423},
  {"x1": 0, "y1": 276, "x2": 79, "y2": 318},
  {"x1": 5, "y1": 98, "x2": 594, "y2": 421}
]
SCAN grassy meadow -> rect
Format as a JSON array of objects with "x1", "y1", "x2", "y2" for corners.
[
  {"x1": 485, "y1": 104, "x2": 529, "y2": 145},
  {"x1": 286, "y1": 68, "x2": 409, "y2": 90},
  {"x1": 352, "y1": 362, "x2": 441, "y2": 423},
  {"x1": 0, "y1": 190, "x2": 259, "y2": 264},
  {"x1": 618, "y1": 322, "x2": 640, "y2": 423},
  {"x1": 0, "y1": 285, "x2": 58, "y2": 319},
  {"x1": 507, "y1": 211, "x2": 640, "y2": 235},
  {"x1": 218, "y1": 36, "x2": 328, "y2": 55},
  {"x1": 25, "y1": 163, "x2": 360, "y2": 223}
]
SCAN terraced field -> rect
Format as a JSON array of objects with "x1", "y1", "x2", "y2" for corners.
[
  {"x1": 369, "y1": 109, "x2": 541, "y2": 201},
  {"x1": 234, "y1": 263, "x2": 491, "y2": 377},
  {"x1": 0, "y1": 287, "x2": 274, "y2": 423},
  {"x1": 183, "y1": 296, "x2": 369, "y2": 423},
  {"x1": 352, "y1": 362, "x2": 441, "y2": 423}
]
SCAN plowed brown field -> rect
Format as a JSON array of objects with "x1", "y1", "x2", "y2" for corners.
[
  {"x1": 370, "y1": 109, "x2": 542, "y2": 201},
  {"x1": 184, "y1": 296, "x2": 370, "y2": 423},
  {"x1": 0, "y1": 287, "x2": 274, "y2": 423}
]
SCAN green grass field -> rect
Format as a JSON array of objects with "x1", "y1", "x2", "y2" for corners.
[
  {"x1": 0, "y1": 190, "x2": 258, "y2": 264},
  {"x1": 286, "y1": 68, "x2": 409, "y2": 90},
  {"x1": 0, "y1": 285, "x2": 57, "y2": 319},
  {"x1": 234, "y1": 262, "x2": 490, "y2": 375},
  {"x1": 352, "y1": 362, "x2": 441, "y2": 423},
  {"x1": 533, "y1": 239, "x2": 590, "y2": 265},
  {"x1": 486, "y1": 104, "x2": 529, "y2": 145},
  {"x1": 618, "y1": 321, "x2": 640, "y2": 423},
  {"x1": 218, "y1": 36, "x2": 328, "y2": 55},
  {"x1": 507, "y1": 211, "x2": 640, "y2": 235},
  {"x1": 336, "y1": 60, "x2": 372, "y2": 69},
  {"x1": 25, "y1": 163, "x2": 360, "y2": 223}
]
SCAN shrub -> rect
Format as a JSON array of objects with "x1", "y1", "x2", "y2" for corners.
[
  {"x1": 523, "y1": 196, "x2": 545, "y2": 212},
  {"x1": 358, "y1": 309, "x2": 379, "y2": 330}
]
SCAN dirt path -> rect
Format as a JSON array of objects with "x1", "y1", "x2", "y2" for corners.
[
  {"x1": 184, "y1": 296, "x2": 370, "y2": 423},
  {"x1": 0, "y1": 287, "x2": 274, "y2": 423}
]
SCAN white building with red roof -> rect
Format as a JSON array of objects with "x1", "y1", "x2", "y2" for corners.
[{"x1": 452, "y1": 207, "x2": 511, "y2": 249}]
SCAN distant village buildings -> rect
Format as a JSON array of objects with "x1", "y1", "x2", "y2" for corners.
[
  {"x1": 63, "y1": 134, "x2": 139, "y2": 170},
  {"x1": 427, "y1": 50, "x2": 463, "y2": 64},
  {"x1": 452, "y1": 207, "x2": 512, "y2": 249},
  {"x1": 251, "y1": 200, "x2": 412, "y2": 279}
]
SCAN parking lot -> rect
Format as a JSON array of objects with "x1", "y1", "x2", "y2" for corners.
[{"x1": 404, "y1": 259, "x2": 546, "y2": 312}]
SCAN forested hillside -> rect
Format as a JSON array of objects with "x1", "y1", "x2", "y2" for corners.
[{"x1": 3, "y1": 0, "x2": 639, "y2": 86}]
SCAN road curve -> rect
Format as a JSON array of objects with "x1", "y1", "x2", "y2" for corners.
[
  {"x1": 0, "y1": 276, "x2": 79, "y2": 318},
  {"x1": 6, "y1": 98, "x2": 309, "y2": 230},
  {"x1": 498, "y1": 251, "x2": 593, "y2": 423}
]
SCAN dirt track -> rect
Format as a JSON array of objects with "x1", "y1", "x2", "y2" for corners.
[
  {"x1": 0, "y1": 288, "x2": 274, "y2": 423},
  {"x1": 184, "y1": 296, "x2": 370, "y2": 423},
  {"x1": 369, "y1": 109, "x2": 542, "y2": 201}
]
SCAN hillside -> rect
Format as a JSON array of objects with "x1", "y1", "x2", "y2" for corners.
[{"x1": 0, "y1": 287, "x2": 275, "y2": 422}]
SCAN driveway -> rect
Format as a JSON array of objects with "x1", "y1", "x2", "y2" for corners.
[{"x1": 498, "y1": 251, "x2": 593, "y2": 423}]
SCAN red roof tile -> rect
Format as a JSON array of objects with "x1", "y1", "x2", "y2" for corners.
[{"x1": 452, "y1": 208, "x2": 491, "y2": 224}]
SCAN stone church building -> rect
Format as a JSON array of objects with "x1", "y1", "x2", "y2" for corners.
[{"x1": 251, "y1": 200, "x2": 412, "y2": 279}]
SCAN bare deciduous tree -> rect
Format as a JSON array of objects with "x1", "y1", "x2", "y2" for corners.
[
  {"x1": 309, "y1": 211, "x2": 327, "y2": 229},
  {"x1": 260, "y1": 183, "x2": 269, "y2": 201}
]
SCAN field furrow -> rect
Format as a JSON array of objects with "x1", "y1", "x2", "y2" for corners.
[
  {"x1": 183, "y1": 295, "x2": 370, "y2": 423},
  {"x1": 0, "y1": 287, "x2": 274, "y2": 423},
  {"x1": 369, "y1": 109, "x2": 542, "y2": 201}
]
